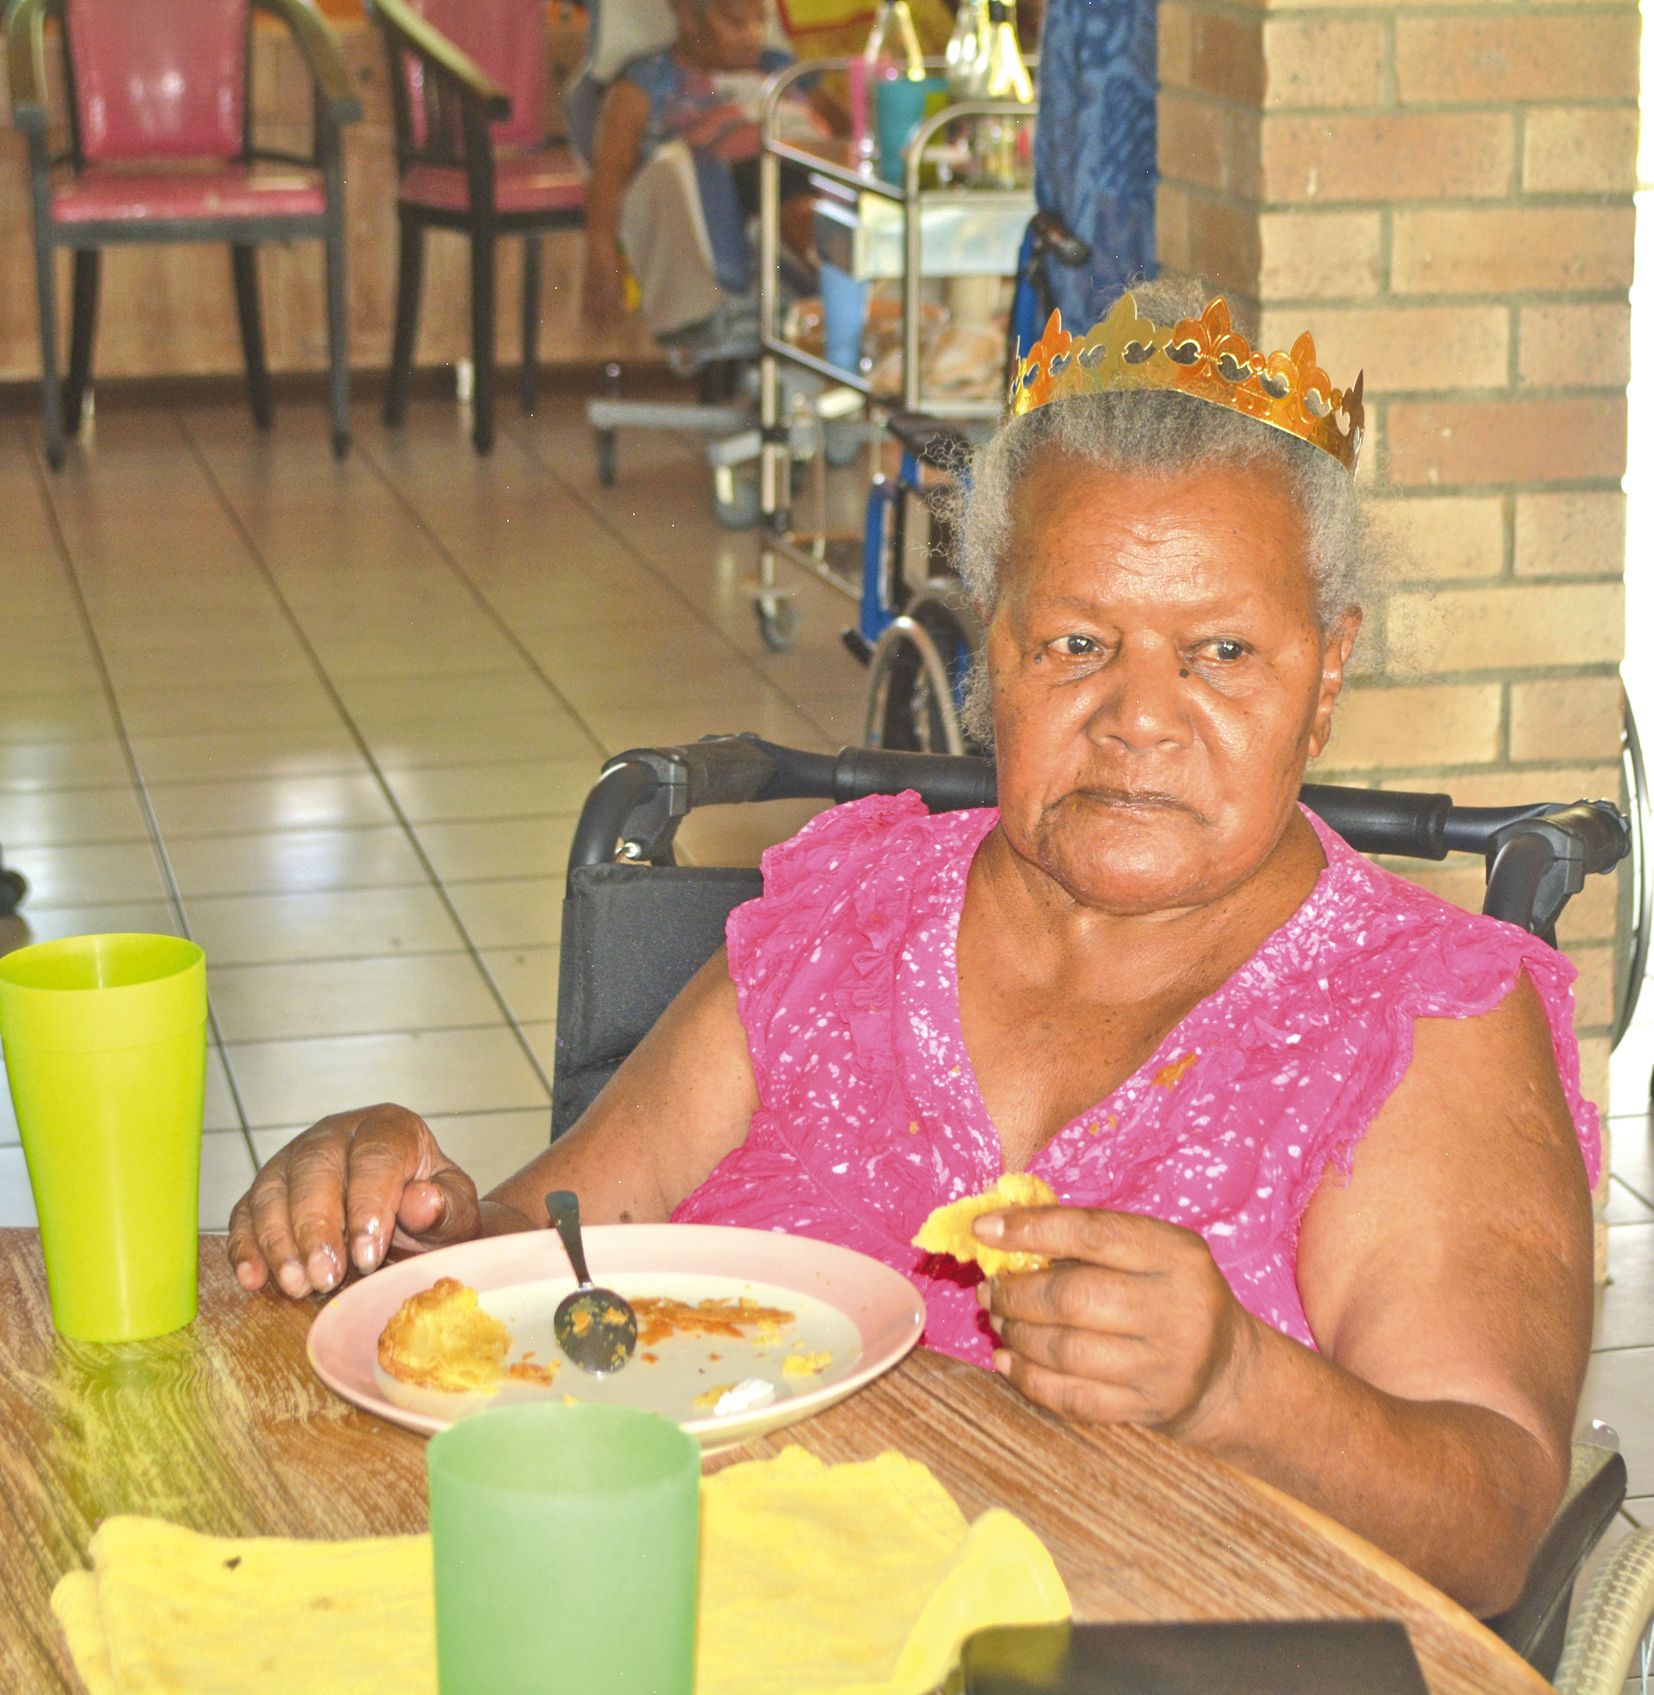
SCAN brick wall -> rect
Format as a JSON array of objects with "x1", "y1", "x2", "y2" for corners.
[{"x1": 1158, "y1": 0, "x2": 1637, "y2": 1257}]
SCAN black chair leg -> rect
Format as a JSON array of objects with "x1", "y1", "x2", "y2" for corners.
[
  {"x1": 31, "y1": 232, "x2": 66, "y2": 471},
  {"x1": 469, "y1": 227, "x2": 496, "y2": 455},
  {"x1": 519, "y1": 235, "x2": 541, "y2": 416},
  {"x1": 231, "y1": 245, "x2": 274, "y2": 431},
  {"x1": 323, "y1": 214, "x2": 350, "y2": 459},
  {"x1": 64, "y1": 249, "x2": 100, "y2": 438},
  {"x1": 386, "y1": 205, "x2": 424, "y2": 429}
]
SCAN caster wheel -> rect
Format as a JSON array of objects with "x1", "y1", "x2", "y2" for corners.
[
  {"x1": 595, "y1": 428, "x2": 617, "y2": 488},
  {"x1": 755, "y1": 596, "x2": 799, "y2": 651},
  {"x1": 0, "y1": 868, "x2": 27, "y2": 917},
  {"x1": 824, "y1": 420, "x2": 862, "y2": 469},
  {"x1": 714, "y1": 476, "x2": 761, "y2": 531}
]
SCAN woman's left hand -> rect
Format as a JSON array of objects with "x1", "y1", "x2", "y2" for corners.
[{"x1": 975, "y1": 1206, "x2": 1258, "y2": 1441}]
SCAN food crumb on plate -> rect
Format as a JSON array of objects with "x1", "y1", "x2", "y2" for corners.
[
  {"x1": 781, "y1": 1350, "x2": 832, "y2": 1377},
  {"x1": 693, "y1": 1379, "x2": 777, "y2": 1416}
]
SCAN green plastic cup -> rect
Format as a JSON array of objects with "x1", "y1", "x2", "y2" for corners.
[
  {"x1": 426, "y1": 1403, "x2": 700, "y2": 1695},
  {"x1": 0, "y1": 933, "x2": 206, "y2": 1342}
]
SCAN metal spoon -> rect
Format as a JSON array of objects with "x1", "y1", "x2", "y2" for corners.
[{"x1": 545, "y1": 1191, "x2": 638, "y2": 1374}]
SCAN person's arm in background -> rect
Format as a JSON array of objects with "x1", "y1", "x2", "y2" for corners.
[
  {"x1": 226, "y1": 952, "x2": 758, "y2": 1299},
  {"x1": 582, "y1": 77, "x2": 651, "y2": 323}
]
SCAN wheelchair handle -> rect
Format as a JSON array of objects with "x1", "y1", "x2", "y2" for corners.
[{"x1": 1299, "y1": 785, "x2": 1453, "y2": 861}]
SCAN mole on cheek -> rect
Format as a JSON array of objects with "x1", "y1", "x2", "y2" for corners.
[{"x1": 1179, "y1": 668, "x2": 1190, "y2": 679}]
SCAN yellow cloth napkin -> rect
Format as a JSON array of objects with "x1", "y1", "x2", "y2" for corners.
[{"x1": 53, "y1": 1448, "x2": 1070, "y2": 1695}]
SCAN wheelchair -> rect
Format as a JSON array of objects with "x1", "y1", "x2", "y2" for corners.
[
  {"x1": 550, "y1": 731, "x2": 1653, "y2": 1692},
  {"x1": 847, "y1": 213, "x2": 1093, "y2": 754}
]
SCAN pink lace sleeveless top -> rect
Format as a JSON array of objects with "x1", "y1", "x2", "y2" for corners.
[{"x1": 671, "y1": 794, "x2": 1600, "y2": 1366}]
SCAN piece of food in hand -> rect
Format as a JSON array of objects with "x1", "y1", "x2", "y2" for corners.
[
  {"x1": 377, "y1": 1277, "x2": 511, "y2": 1394},
  {"x1": 911, "y1": 1173, "x2": 1059, "y2": 1276},
  {"x1": 781, "y1": 1350, "x2": 832, "y2": 1377}
]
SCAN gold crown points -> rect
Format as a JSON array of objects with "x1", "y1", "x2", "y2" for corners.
[{"x1": 1008, "y1": 293, "x2": 1365, "y2": 476}]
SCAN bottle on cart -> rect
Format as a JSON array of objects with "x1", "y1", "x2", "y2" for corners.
[
  {"x1": 973, "y1": 0, "x2": 1033, "y2": 189},
  {"x1": 853, "y1": 0, "x2": 927, "y2": 171},
  {"x1": 943, "y1": 0, "x2": 989, "y2": 98}
]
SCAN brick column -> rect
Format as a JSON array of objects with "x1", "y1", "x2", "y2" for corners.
[{"x1": 1158, "y1": 0, "x2": 1637, "y2": 1255}]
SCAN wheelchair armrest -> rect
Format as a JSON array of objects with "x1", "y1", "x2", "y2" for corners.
[
  {"x1": 1483, "y1": 1443, "x2": 1626, "y2": 1677},
  {"x1": 887, "y1": 411, "x2": 974, "y2": 470},
  {"x1": 254, "y1": 0, "x2": 362, "y2": 128}
]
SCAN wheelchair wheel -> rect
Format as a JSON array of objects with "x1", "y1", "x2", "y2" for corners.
[
  {"x1": 863, "y1": 598, "x2": 978, "y2": 756},
  {"x1": 595, "y1": 428, "x2": 617, "y2": 488},
  {"x1": 755, "y1": 595, "x2": 799, "y2": 652},
  {"x1": 0, "y1": 868, "x2": 26, "y2": 917}
]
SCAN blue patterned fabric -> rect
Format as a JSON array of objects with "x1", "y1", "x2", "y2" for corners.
[{"x1": 1033, "y1": 0, "x2": 1158, "y2": 325}]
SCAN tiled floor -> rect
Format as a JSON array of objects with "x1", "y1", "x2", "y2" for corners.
[
  {"x1": 0, "y1": 394, "x2": 866, "y2": 1225},
  {"x1": 0, "y1": 396, "x2": 1651, "y2": 1617}
]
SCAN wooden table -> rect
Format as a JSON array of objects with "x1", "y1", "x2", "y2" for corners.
[{"x1": 0, "y1": 1230, "x2": 1551, "y2": 1694}]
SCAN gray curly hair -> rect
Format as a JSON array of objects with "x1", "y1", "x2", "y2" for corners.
[
  {"x1": 953, "y1": 276, "x2": 1379, "y2": 627},
  {"x1": 950, "y1": 277, "x2": 1381, "y2": 744}
]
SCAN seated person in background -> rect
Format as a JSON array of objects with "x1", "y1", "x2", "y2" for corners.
[
  {"x1": 582, "y1": 0, "x2": 826, "y2": 322},
  {"x1": 230, "y1": 278, "x2": 1597, "y2": 1619}
]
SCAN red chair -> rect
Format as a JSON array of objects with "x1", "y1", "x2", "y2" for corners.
[
  {"x1": 4, "y1": 0, "x2": 361, "y2": 468},
  {"x1": 365, "y1": 0, "x2": 586, "y2": 455}
]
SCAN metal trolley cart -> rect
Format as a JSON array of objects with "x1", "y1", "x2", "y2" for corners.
[{"x1": 751, "y1": 60, "x2": 1035, "y2": 656}]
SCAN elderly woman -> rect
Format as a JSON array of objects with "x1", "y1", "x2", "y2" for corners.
[{"x1": 229, "y1": 280, "x2": 1597, "y2": 1617}]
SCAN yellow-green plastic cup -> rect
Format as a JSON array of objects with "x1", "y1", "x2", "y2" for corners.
[
  {"x1": 427, "y1": 1403, "x2": 700, "y2": 1695},
  {"x1": 0, "y1": 933, "x2": 206, "y2": 1342}
]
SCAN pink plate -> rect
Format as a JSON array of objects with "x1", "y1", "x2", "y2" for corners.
[{"x1": 307, "y1": 1224, "x2": 926, "y2": 1448}]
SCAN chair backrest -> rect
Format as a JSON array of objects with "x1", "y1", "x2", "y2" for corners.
[
  {"x1": 405, "y1": 0, "x2": 546, "y2": 150},
  {"x1": 66, "y1": 0, "x2": 249, "y2": 164},
  {"x1": 554, "y1": 862, "x2": 761, "y2": 1137}
]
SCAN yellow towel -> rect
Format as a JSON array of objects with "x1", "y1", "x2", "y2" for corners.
[{"x1": 53, "y1": 1448, "x2": 1070, "y2": 1695}]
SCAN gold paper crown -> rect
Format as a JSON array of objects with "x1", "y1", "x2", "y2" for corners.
[{"x1": 1008, "y1": 293, "x2": 1365, "y2": 475}]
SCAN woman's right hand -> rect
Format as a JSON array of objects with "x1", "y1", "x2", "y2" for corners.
[{"x1": 226, "y1": 1104, "x2": 483, "y2": 1299}]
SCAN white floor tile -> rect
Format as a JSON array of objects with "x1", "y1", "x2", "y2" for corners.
[
  {"x1": 146, "y1": 774, "x2": 397, "y2": 838},
  {"x1": 185, "y1": 886, "x2": 464, "y2": 967},
  {"x1": 478, "y1": 946, "x2": 560, "y2": 1025},
  {"x1": 225, "y1": 1025, "x2": 548, "y2": 1128},
  {"x1": 167, "y1": 827, "x2": 429, "y2": 898},
  {"x1": 210, "y1": 953, "x2": 502, "y2": 1044}
]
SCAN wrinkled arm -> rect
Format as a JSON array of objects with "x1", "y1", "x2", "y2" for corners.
[
  {"x1": 1208, "y1": 973, "x2": 1593, "y2": 1612},
  {"x1": 983, "y1": 973, "x2": 1593, "y2": 1614}
]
